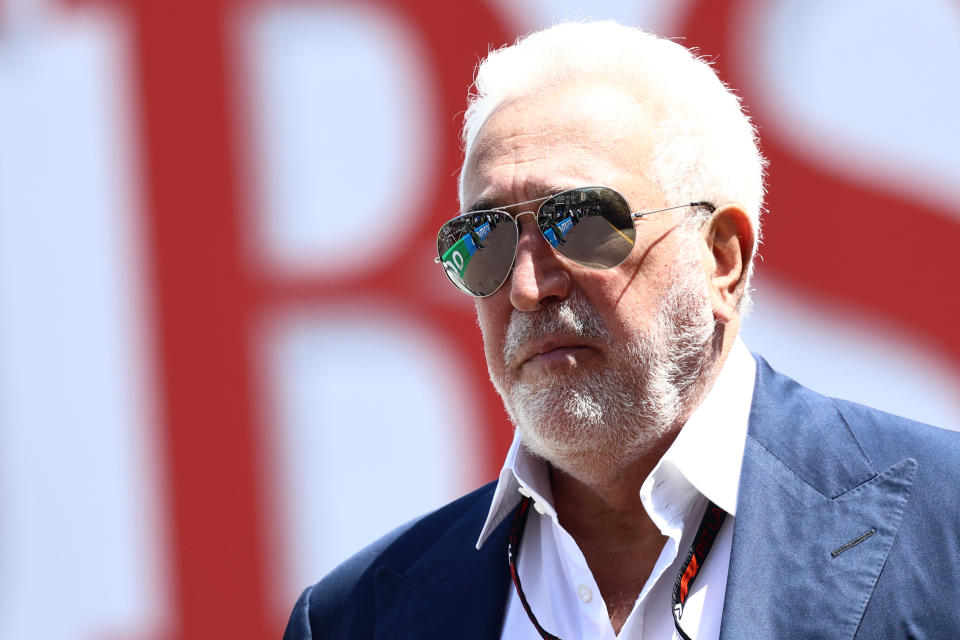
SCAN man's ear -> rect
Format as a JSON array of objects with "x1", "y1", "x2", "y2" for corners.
[{"x1": 704, "y1": 204, "x2": 755, "y2": 324}]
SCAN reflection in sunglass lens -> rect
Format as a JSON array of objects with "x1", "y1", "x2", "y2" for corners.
[
  {"x1": 537, "y1": 187, "x2": 635, "y2": 268},
  {"x1": 436, "y1": 187, "x2": 638, "y2": 297},
  {"x1": 437, "y1": 210, "x2": 517, "y2": 296}
]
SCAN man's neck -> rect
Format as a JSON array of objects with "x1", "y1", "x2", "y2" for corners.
[{"x1": 550, "y1": 459, "x2": 671, "y2": 633}]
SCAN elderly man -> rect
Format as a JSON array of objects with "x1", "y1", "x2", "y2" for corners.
[{"x1": 284, "y1": 21, "x2": 960, "y2": 639}]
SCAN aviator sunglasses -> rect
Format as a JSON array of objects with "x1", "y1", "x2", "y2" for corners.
[{"x1": 435, "y1": 186, "x2": 714, "y2": 296}]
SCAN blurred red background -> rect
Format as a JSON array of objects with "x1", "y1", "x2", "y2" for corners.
[{"x1": 0, "y1": 0, "x2": 957, "y2": 638}]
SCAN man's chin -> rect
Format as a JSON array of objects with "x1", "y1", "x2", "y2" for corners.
[
  {"x1": 514, "y1": 418, "x2": 654, "y2": 484},
  {"x1": 515, "y1": 423, "x2": 601, "y2": 465},
  {"x1": 508, "y1": 395, "x2": 629, "y2": 461}
]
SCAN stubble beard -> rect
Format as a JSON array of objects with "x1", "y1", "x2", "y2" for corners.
[{"x1": 490, "y1": 249, "x2": 720, "y2": 482}]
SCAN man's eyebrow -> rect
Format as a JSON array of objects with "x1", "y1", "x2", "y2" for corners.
[
  {"x1": 466, "y1": 199, "x2": 499, "y2": 213},
  {"x1": 465, "y1": 187, "x2": 568, "y2": 214}
]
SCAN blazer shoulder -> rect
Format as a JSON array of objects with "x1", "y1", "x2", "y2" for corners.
[
  {"x1": 749, "y1": 354, "x2": 960, "y2": 496},
  {"x1": 753, "y1": 354, "x2": 960, "y2": 457},
  {"x1": 283, "y1": 480, "x2": 498, "y2": 639},
  {"x1": 832, "y1": 396, "x2": 960, "y2": 472}
]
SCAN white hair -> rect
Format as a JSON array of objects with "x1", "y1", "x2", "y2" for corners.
[{"x1": 459, "y1": 21, "x2": 767, "y2": 309}]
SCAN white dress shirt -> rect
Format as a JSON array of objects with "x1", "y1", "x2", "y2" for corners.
[{"x1": 476, "y1": 338, "x2": 757, "y2": 639}]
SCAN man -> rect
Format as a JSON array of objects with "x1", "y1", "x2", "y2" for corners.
[{"x1": 284, "y1": 21, "x2": 960, "y2": 639}]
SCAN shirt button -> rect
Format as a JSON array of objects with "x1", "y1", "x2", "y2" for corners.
[
  {"x1": 577, "y1": 584, "x2": 593, "y2": 603},
  {"x1": 533, "y1": 501, "x2": 547, "y2": 515}
]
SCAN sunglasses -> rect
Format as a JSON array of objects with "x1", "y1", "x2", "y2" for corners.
[{"x1": 435, "y1": 186, "x2": 714, "y2": 297}]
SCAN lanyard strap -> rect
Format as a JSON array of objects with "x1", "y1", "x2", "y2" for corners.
[
  {"x1": 508, "y1": 496, "x2": 560, "y2": 640},
  {"x1": 508, "y1": 495, "x2": 726, "y2": 640},
  {"x1": 671, "y1": 501, "x2": 727, "y2": 640}
]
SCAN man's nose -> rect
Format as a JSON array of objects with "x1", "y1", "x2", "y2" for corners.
[{"x1": 508, "y1": 215, "x2": 571, "y2": 311}]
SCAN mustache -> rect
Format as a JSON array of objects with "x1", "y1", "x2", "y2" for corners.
[{"x1": 502, "y1": 291, "x2": 609, "y2": 367}]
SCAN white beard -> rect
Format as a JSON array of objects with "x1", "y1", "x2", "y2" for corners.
[{"x1": 491, "y1": 246, "x2": 719, "y2": 479}]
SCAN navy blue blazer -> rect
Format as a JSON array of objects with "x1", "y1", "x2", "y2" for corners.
[{"x1": 284, "y1": 357, "x2": 960, "y2": 639}]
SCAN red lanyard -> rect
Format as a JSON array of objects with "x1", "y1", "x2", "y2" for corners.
[
  {"x1": 507, "y1": 496, "x2": 726, "y2": 640},
  {"x1": 671, "y1": 501, "x2": 726, "y2": 640}
]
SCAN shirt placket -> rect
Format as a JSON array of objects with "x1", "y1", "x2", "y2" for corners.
[{"x1": 549, "y1": 515, "x2": 618, "y2": 640}]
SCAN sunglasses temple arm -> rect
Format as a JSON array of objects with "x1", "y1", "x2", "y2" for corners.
[{"x1": 631, "y1": 201, "x2": 715, "y2": 220}]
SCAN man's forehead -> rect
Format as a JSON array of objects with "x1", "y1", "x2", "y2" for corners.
[
  {"x1": 474, "y1": 84, "x2": 648, "y2": 149},
  {"x1": 460, "y1": 85, "x2": 660, "y2": 212}
]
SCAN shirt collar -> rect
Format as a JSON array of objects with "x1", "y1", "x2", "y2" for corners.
[
  {"x1": 476, "y1": 337, "x2": 756, "y2": 549},
  {"x1": 649, "y1": 336, "x2": 756, "y2": 516}
]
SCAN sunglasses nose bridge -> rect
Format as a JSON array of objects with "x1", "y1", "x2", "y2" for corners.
[
  {"x1": 511, "y1": 209, "x2": 550, "y2": 249},
  {"x1": 510, "y1": 208, "x2": 538, "y2": 223},
  {"x1": 510, "y1": 209, "x2": 566, "y2": 271}
]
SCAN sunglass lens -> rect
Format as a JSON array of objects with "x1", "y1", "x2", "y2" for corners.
[
  {"x1": 437, "y1": 211, "x2": 517, "y2": 296},
  {"x1": 537, "y1": 187, "x2": 636, "y2": 268}
]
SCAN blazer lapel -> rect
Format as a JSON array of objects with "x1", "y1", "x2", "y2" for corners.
[
  {"x1": 373, "y1": 502, "x2": 514, "y2": 640},
  {"x1": 720, "y1": 358, "x2": 916, "y2": 640}
]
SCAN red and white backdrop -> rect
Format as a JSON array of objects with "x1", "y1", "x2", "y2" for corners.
[{"x1": 1, "y1": 0, "x2": 958, "y2": 637}]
